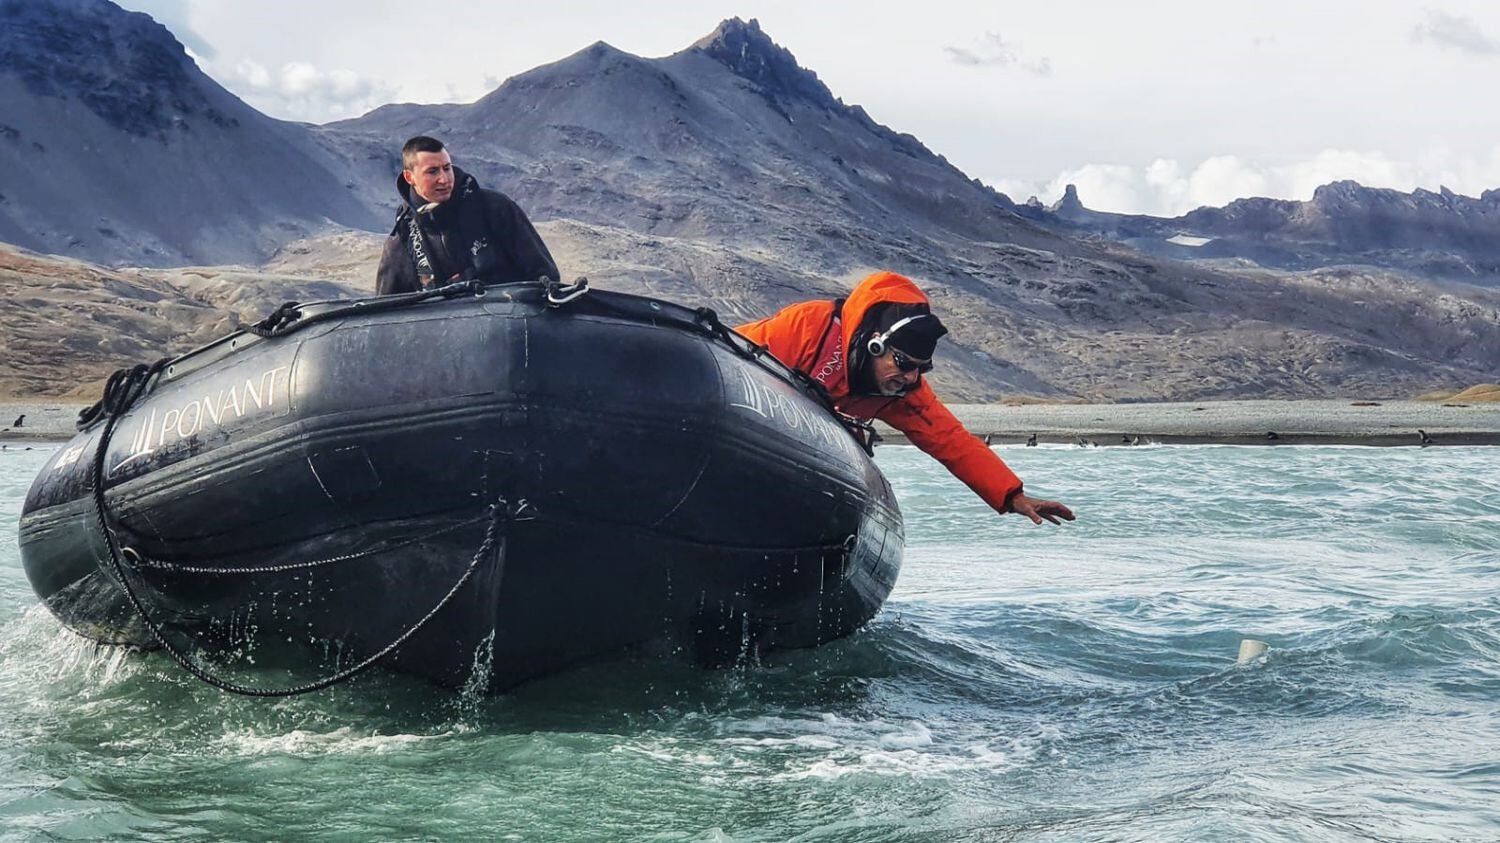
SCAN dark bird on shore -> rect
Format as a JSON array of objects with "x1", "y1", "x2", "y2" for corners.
[
  {"x1": 1266, "y1": 431, "x2": 1280, "y2": 441},
  {"x1": 1131, "y1": 436, "x2": 1142, "y2": 446},
  {"x1": 1075, "y1": 436, "x2": 1088, "y2": 447},
  {"x1": 11, "y1": 414, "x2": 22, "y2": 427},
  {"x1": 983, "y1": 433, "x2": 994, "y2": 445},
  {"x1": 1026, "y1": 433, "x2": 1037, "y2": 447},
  {"x1": 1418, "y1": 429, "x2": 1434, "y2": 447}
]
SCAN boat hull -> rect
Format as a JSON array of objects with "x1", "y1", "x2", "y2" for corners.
[{"x1": 19, "y1": 287, "x2": 903, "y2": 691}]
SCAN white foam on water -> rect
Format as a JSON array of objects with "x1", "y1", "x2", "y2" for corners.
[
  {"x1": 612, "y1": 738, "x2": 737, "y2": 769},
  {"x1": 877, "y1": 721, "x2": 933, "y2": 749},
  {"x1": 771, "y1": 732, "x2": 1048, "y2": 782},
  {"x1": 719, "y1": 734, "x2": 842, "y2": 751},
  {"x1": 774, "y1": 747, "x2": 995, "y2": 781},
  {"x1": 213, "y1": 726, "x2": 451, "y2": 757},
  {"x1": 714, "y1": 712, "x2": 1069, "y2": 782},
  {"x1": 0, "y1": 604, "x2": 149, "y2": 696}
]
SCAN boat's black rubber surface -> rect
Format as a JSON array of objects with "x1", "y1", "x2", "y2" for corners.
[{"x1": 19, "y1": 282, "x2": 904, "y2": 693}]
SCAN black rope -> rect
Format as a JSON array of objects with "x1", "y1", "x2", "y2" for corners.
[
  {"x1": 246, "y1": 301, "x2": 302, "y2": 337},
  {"x1": 83, "y1": 370, "x2": 518, "y2": 696},
  {"x1": 75, "y1": 280, "x2": 502, "y2": 433},
  {"x1": 76, "y1": 359, "x2": 171, "y2": 431},
  {"x1": 125, "y1": 512, "x2": 494, "y2": 575},
  {"x1": 244, "y1": 278, "x2": 491, "y2": 340}
]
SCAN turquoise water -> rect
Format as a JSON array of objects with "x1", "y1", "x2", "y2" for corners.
[{"x1": 2, "y1": 443, "x2": 1498, "y2": 841}]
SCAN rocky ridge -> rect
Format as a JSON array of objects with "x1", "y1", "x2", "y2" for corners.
[{"x1": 1026, "y1": 181, "x2": 1500, "y2": 283}]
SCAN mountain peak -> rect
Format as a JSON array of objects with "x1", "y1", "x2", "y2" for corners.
[
  {"x1": 581, "y1": 40, "x2": 626, "y2": 58},
  {"x1": 0, "y1": 0, "x2": 234, "y2": 137},
  {"x1": 1048, "y1": 183, "x2": 1087, "y2": 216},
  {"x1": 1309, "y1": 180, "x2": 1370, "y2": 204},
  {"x1": 692, "y1": 16, "x2": 764, "y2": 46},
  {"x1": 689, "y1": 17, "x2": 838, "y2": 110}
]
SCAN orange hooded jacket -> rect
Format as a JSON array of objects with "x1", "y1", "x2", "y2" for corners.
[{"x1": 736, "y1": 271, "x2": 1023, "y2": 514}]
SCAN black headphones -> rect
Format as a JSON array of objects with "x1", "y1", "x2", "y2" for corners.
[{"x1": 866, "y1": 314, "x2": 928, "y2": 356}]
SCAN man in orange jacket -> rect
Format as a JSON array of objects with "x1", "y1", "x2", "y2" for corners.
[{"x1": 736, "y1": 271, "x2": 1075, "y2": 525}]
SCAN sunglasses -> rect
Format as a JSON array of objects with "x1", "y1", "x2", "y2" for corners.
[{"x1": 891, "y1": 348, "x2": 933, "y2": 375}]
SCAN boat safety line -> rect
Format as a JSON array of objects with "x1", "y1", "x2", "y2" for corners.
[{"x1": 84, "y1": 362, "x2": 521, "y2": 696}]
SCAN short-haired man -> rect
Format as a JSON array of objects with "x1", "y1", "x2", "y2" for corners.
[
  {"x1": 376, "y1": 135, "x2": 560, "y2": 294},
  {"x1": 737, "y1": 271, "x2": 1074, "y2": 525}
]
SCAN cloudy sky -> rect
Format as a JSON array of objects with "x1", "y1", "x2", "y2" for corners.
[{"x1": 120, "y1": 0, "x2": 1500, "y2": 216}]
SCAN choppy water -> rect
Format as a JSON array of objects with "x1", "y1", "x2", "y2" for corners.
[{"x1": 2, "y1": 443, "x2": 1498, "y2": 841}]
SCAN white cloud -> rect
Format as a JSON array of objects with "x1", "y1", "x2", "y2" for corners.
[
  {"x1": 994, "y1": 146, "x2": 1500, "y2": 216},
  {"x1": 1411, "y1": 8, "x2": 1500, "y2": 56},
  {"x1": 118, "y1": 0, "x2": 216, "y2": 58},
  {"x1": 944, "y1": 32, "x2": 1051, "y2": 76},
  {"x1": 1184, "y1": 155, "x2": 1270, "y2": 209},
  {"x1": 217, "y1": 60, "x2": 397, "y2": 123}
]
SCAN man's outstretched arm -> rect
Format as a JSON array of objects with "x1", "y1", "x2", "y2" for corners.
[{"x1": 881, "y1": 384, "x2": 1075, "y2": 525}]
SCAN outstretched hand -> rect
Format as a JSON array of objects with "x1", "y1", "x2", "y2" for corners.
[{"x1": 1011, "y1": 492, "x2": 1075, "y2": 526}]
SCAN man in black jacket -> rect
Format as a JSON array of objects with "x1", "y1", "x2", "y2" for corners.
[{"x1": 375, "y1": 136, "x2": 559, "y2": 294}]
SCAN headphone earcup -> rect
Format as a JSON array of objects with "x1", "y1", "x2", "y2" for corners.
[{"x1": 867, "y1": 335, "x2": 886, "y2": 356}]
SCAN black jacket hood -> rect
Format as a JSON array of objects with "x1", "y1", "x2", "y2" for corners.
[{"x1": 392, "y1": 166, "x2": 482, "y2": 227}]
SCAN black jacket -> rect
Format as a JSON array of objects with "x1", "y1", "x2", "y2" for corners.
[{"x1": 375, "y1": 167, "x2": 559, "y2": 294}]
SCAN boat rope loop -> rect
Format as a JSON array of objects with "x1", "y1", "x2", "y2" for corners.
[
  {"x1": 75, "y1": 358, "x2": 172, "y2": 432},
  {"x1": 248, "y1": 300, "x2": 303, "y2": 335},
  {"x1": 85, "y1": 377, "x2": 520, "y2": 696},
  {"x1": 545, "y1": 275, "x2": 591, "y2": 307},
  {"x1": 692, "y1": 306, "x2": 737, "y2": 346},
  {"x1": 121, "y1": 512, "x2": 497, "y2": 575},
  {"x1": 246, "y1": 277, "x2": 492, "y2": 339}
]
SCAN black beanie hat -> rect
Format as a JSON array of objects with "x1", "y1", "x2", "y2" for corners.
[{"x1": 876, "y1": 305, "x2": 948, "y2": 359}]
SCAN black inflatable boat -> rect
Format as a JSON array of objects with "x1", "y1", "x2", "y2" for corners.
[{"x1": 18, "y1": 280, "x2": 904, "y2": 694}]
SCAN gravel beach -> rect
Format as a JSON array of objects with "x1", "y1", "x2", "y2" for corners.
[
  {"x1": 909, "y1": 400, "x2": 1500, "y2": 446},
  {"x1": 0, "y1": 403, "x2": 89, "y2": 445},
  {"x1": 2, "y1": 399, "x2": 1497, "y2": 447}
]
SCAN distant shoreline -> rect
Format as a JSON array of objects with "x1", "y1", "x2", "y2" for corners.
[
  {"x1": 880, "y1": 399, "x2": 1500, "y2": 447},
  {"x1": 3, "y1": 398, "x2": 1496, "y2": 448}
]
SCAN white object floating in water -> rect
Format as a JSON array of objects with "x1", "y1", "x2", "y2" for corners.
[{"x1": 1237, "y1": 638, "x2": 1269, "y2": 664}]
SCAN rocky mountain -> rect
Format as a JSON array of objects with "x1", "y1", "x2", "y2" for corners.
[
  {"x1": 1025, "y1": 181, "x2": 1500, "y2": 284},
  {"x1": 323, "y1": 18, "x2": 1058, "y2": 259},
  {"x1": 0, "y1": 0, "x2": 381, "y2": 265},
  {"x1": 2, "y1": 10, "x2": 1498, "y2": 402},
  {"x1": 0, "y1": 241, "x2": 362, "y2": 398},
  {"x1": 309, "y1": 17, "x2": 1500, "y2": 399}
]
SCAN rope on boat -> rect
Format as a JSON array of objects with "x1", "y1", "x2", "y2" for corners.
[
  {"x1": 83, "y1": 360, "x2": 521, "y2": 695},
  {"x1": 76, "y1": 275, "x2": 873, "y2": 450}
]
